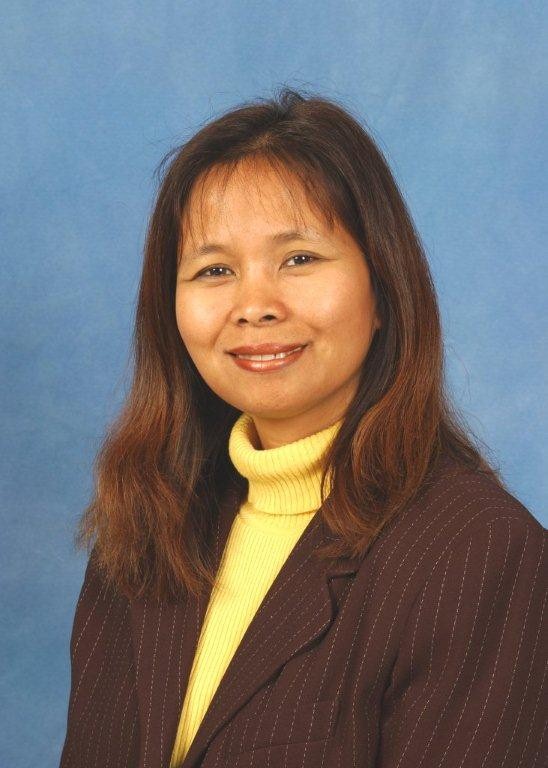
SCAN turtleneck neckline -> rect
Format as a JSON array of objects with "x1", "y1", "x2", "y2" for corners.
[{"x1": 228, "y1": 412, "x2": 344, "y2": 517}]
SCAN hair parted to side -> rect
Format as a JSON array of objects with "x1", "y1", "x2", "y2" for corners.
[{"x1": 75, "y1": 86, "x2": 507, "y2": 602}]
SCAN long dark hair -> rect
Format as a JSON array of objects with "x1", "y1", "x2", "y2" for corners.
[{"x1": 75, "y1": 87, "x2": 507, "y2": 602}]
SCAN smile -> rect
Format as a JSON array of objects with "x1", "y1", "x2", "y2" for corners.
[
  {"x1": 230, "y1": 345, "x2": 307, "y2": 372},
  {"x1": 234, "y1": 345, "x2": 305, "y2": 361}
]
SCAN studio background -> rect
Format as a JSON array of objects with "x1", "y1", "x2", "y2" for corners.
[{"x1": 1, "y1": 1, "x2": 546, "y2": 765}]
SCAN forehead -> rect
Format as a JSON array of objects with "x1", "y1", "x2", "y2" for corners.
[{"x1": 180, "y1": 158, "x2": 336, "y2": 246}]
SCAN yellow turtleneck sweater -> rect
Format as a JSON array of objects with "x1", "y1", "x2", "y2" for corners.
[{"x1": 169, "y1": 412, "x2": 344, "y2": 766}]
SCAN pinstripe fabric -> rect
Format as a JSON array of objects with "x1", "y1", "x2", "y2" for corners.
[{"x1": 59, "y1": 454, "x2": 548, "y2": 767}]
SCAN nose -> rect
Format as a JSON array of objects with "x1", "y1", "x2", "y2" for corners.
[
  {"x1": 229, "y1": 274, "x2": 287, "y2": 326},
  {"x1": 234, "y1": 304, "x2": 280, "y2": 326}
]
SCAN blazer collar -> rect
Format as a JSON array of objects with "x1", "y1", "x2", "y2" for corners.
[{"x1": 129, "y1": 486, "x2": 361, "y2": 768}]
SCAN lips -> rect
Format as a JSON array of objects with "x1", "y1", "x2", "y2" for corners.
[
  {"x1": 230, "y1": 344, "x2": 307, "y2": 370},
  {"x1": 227, "y1": 343, "x2": 307, "y2": 356}
]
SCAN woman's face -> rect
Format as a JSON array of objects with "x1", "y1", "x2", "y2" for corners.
[{"x1": 175, "y1": 160, "x2": 380, "y2": 448}]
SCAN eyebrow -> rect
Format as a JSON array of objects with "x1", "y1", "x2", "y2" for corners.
[{"x1": 182, "y1": 228, "x2": 324, "y2": 262}]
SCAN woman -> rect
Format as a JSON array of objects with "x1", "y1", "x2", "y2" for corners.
[{"x1": 59, "y1": 89, "x2": 548, "y2": 768}]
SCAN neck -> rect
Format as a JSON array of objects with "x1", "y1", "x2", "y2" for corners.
[{"x1": 228, "y1": 412, "x2": 344, "y2": 515}]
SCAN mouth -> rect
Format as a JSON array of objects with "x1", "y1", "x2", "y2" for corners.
[
  {"x1": 229, "y1": 344, "x2": 307, "y2": 361},
  {"x1": 228, "y1": 344, "x2": 308, "y2": 372}
]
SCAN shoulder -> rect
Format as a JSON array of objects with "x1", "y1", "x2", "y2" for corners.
[
  {"x1": 423, "y1": 454, "x2": 547, "y2": 598},
  {"x1": 68, "y1": 546, "x2": 129, "y2": 657},
  {"x1": 408, "y1": 451, "x2": 544, "y2": 544},
  {"x1": 367, "y1": 453, "x2": 546, "y2": 610}
]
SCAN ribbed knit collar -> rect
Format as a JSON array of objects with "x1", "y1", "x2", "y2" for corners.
[{"x1": 228, "y1": 412, "x2": 344, "y2": 516}]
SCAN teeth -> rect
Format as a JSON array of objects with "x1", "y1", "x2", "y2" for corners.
[{"x1": 236, "y1": 346, "x2": 303, "y2": 361}]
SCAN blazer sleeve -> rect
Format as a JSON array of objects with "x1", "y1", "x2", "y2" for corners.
[
  {"x1": 59, "y1": 548, "x2": 140, "y2": 768},
  {"x1": 377, "y1": 517, "x2": 548, "y2": 768}
]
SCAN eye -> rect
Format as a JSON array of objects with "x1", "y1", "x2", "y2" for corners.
[
  {"x1": 196, "y1": 265, "x2": 232, "y2": 278},
  {"x1": 285, "y1": 253, "x2": 318, "y2": 267},
  {"x1": 194, "y1": 253, "x2": 319, "y2": 279}
]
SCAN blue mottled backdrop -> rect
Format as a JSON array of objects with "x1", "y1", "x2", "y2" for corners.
[{"x1": 1, "y1": 1, "x2": 546, "y2": 764}]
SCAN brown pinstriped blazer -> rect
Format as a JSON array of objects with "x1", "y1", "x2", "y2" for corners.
[{"x1": 59, "y1": 454, "x2": 548, "y2": 767}]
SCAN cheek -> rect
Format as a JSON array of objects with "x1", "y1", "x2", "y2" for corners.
[
  {"x1": 175, "y1": 292, "x2": 219, "y2": 348},
  {"x1": 174, "y1": 297, "x2": 191, "y2": 344},
  {"x1": 313, "y1": 279, "x2": 375, "y2": 334}
]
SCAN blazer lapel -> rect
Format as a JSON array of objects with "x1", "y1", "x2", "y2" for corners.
[
  {"x1": 181, "y1": 504, "x2": 361, "y2": 767},
  {"x1": 130, "y1": 488, "x2": 361, "y2": 768}
]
